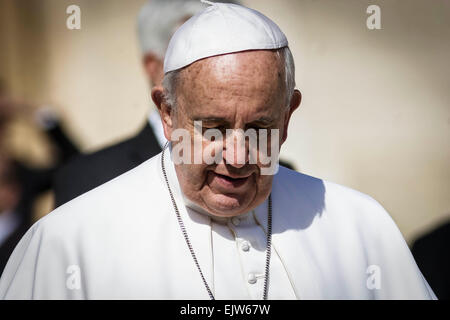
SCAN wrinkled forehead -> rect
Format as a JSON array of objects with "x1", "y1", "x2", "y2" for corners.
[
  {"x1": 180, "y1": 50, "x2": 285, "y2": 95},
  {"x1": 185, "y1": 50, "x2": 282, "y2": 77},
  {"x1": 174, "y1": 50, "x2": 287, "y2": 121}
]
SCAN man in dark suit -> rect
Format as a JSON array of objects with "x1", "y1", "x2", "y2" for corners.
[{"x1": 54, "y1": 120, "x2": 162, "y2": 207}]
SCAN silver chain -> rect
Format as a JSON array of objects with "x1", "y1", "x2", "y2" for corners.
[{"x1": 161, "y1": 142, "x2": 272, "y2": 300}]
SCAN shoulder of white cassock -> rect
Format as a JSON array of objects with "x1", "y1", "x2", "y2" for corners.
[{"x1": 0, "y1": 151, "x2": 436, "y2": 299}]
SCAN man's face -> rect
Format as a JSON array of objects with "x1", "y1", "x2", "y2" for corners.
[{"x1": 157, "y1": 50, "x2": 299, "y2": 217}]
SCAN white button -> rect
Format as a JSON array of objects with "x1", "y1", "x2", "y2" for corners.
[
  {"x1": 248, "y1": 273, "x2": 257, "y2": 284},
  {"x1": 241, "y1": 241, "x2": 250, "y2": 252},
  {"x1": 231, "y1": 217, "x2": 240, "y2": 226}
]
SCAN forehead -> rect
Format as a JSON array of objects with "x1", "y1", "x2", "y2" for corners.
[{"x1": 177, "y1": 50, "x2": 285, "y2": 120}]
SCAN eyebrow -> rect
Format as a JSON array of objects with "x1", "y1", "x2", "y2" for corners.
[
  {"x1": 250, "y1": 117, "x2": 275, "y2": 125},
  {"x1": 193, "y1": 117, "x2": 228, "y2": 123},
  {"x1": 193, "y1": 116, "x2": 275, "y2": 125}
]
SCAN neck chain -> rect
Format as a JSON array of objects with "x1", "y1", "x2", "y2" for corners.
[{"x1": 161, "y1": 142, "x2": 272, "y2": 300}]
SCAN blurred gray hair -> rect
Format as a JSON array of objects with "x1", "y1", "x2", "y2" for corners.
[
  {"x1": 162, "y1": 47, "x2": 296, "y2": 110},
  {"x1": 137, "y1": 0, "x2": 240, "y2": 58}
]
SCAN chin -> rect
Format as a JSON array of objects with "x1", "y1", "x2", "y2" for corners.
[{"x1": 206, "y1": 193, "x2": 251, "y2": 217}]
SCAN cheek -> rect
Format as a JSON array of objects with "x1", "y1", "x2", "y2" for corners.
[
  {"x1": 180, "y1": 164, "x2": 210, "y2": 190},
  {"x1": 255, "y1": 174, "x2": 273, "y2": 198},
  {"x1": 256, "y1": 173, "x2": 270, "y2": 185}
]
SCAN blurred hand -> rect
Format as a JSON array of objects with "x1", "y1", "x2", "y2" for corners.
[{"x1": 0, "y1": 95, "x2": 40, "y2": 124}]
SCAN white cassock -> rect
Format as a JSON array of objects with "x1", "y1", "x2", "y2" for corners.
[{"x1": 0, "y1": 147, "x2": 436, "y2": 299}]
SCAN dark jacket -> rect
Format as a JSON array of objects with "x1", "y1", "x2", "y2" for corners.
[
  {"x1": 53, "y1": 123, "x2": 162, "y2": 208},
  {"x1": 411, "y1": 221, "x2": 450, "y2": 300}
]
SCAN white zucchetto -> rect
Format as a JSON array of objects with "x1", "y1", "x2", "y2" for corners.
[{"x1": 164, "y1": 2, "x2": 288, "y2": 73}]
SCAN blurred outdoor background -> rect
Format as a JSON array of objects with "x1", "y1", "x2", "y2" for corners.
[{"x1": 0, "y1": 0, "x2": 449, "y2": 245}]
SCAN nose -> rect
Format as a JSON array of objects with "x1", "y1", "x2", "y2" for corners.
[{"x1": 223, "y1": 130, "x2": 249, "y2": 168}]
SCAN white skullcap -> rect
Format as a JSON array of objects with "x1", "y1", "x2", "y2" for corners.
[{"x1": 164, "y1": 2, "x2": 288, "y2": 73}]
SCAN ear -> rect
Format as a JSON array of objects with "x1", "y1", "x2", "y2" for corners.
[
  {"x1": 281, "y1": 89, "x2": 302, "y2": 144},
  {"x1": 143, "y1": 53, "x2": 164, "y2": 86},
  {"x1": 151, "y1": 86, "x2": 174, "y2": 141}
]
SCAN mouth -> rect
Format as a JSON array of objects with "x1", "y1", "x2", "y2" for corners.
[{"x1": 210, "y1": 171, "x2": 252, "y2": 189}]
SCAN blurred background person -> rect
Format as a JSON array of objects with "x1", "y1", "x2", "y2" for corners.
[
  {"x1": 0, "y1": 153, "x2": 24, "y2": 274},
  {"x1": 0, "y1": 80, "x2": 79, "y2": 273}
]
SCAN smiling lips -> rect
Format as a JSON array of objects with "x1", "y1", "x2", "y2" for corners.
[{"x1": 209, "y1": 171, "x2": 252, "y2": 189}]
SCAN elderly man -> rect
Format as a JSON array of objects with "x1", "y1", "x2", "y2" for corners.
[
  {"x1": 53, "y1": 0, "x2": 296, "y2": 209},
  {"x1": 0, "y1": 3, "x2": 435, "y2": 299}
]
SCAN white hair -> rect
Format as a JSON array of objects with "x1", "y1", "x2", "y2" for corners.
[
  {"x1": 162, "y1": 46, "x2": 296, "y2": 110},
  {"x1": 137, "y1": 0, "x2": 240, "y2": 58}
]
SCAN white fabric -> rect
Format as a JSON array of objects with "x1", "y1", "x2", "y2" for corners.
[
  {"x1": 164, "y1": 2, "x2": 288, "y2": 73},
  {"x1": 207, "y1": 209, "x2": 297, "y2": 299},
  {"x1": 0, "y1": 148, "x2": 436, "y2": 299}
]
